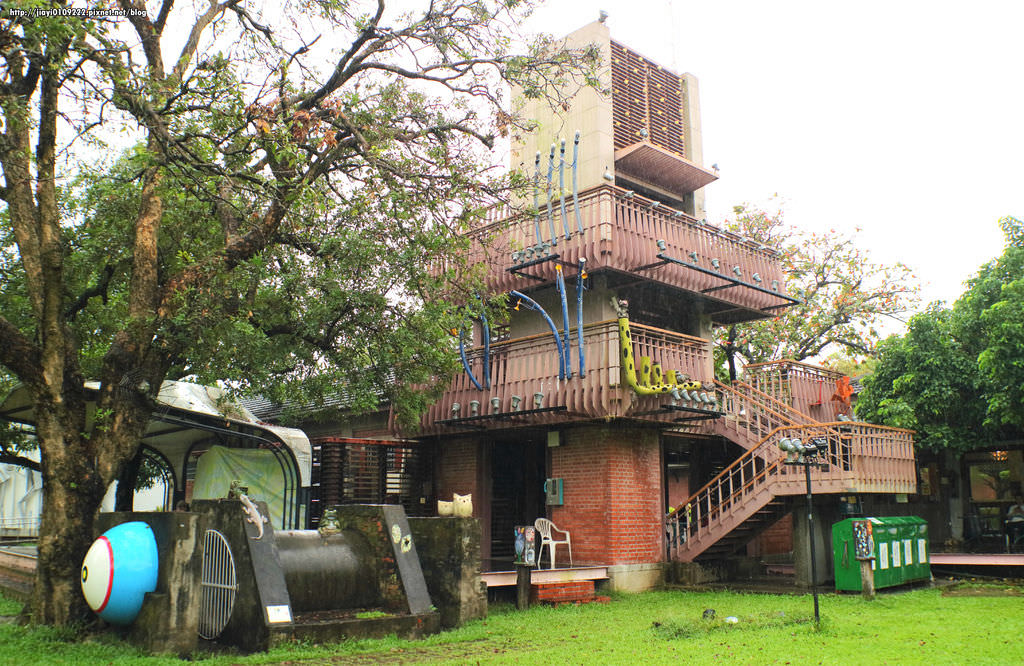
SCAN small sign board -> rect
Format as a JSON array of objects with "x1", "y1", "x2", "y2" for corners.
[
  {"x1": 266, "y1": 604, "x2": 292, "y2": 624},
  {"x1": 514, "y1": 526, "x2": 537, "y2": 566}
]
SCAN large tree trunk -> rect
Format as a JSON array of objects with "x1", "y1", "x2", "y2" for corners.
[{"x1": 29, "y1": 407, "x2": 106, "y2": 625}]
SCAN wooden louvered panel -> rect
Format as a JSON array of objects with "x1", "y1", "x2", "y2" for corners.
[
  {"x1": 609, "y1": 40, "x2": 686, "y2": 159},
  {"x1": 647, "y1": 66, "x2": 685, "y2": 156},
  {"x1": 610, "y1": 42, "x2": 634, "y2": 149}
]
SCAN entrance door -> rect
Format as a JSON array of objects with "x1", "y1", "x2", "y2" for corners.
[{"x1": 489, "y1": 437, "x2": 546, "y2": 566}]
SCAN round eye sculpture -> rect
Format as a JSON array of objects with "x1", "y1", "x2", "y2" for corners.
[{"x1": 80, "y1": 521, "x2": 159, "y2": 625}]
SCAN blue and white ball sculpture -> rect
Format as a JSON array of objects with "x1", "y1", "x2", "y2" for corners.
[{"x1": 80, "y1": 521, "x2": 159, "y2": 625}]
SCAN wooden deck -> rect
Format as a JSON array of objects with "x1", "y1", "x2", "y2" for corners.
[
  {"x1": 481, "y1": 566, "x2": 609, "y2": 588},
  {"x1": 930, "y1": 552, "x2": 1024, "y2": 566}
]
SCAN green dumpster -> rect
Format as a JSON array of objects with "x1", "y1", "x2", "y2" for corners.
[
  {"x1": 833, "y1": 516, "x2": 931, "y2": 592},
  {"x1": 895, "y1": 516, "x2": 931, "y2": 582}
]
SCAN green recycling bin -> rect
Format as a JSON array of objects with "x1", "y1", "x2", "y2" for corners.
[
  {"x1": 894, "y1": 516, "x2": 930, "y2": 582},
  {"x1": 833, "y1": 516, "x2": 931, "y2": 592}
]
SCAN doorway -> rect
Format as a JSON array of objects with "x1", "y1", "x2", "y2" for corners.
[{"x1": 488, "y1": 436, "x2": 546, "y2": 568}]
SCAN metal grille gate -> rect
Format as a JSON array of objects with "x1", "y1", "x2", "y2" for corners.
[{"x1": 198, "y1": 529, "x2": 237, "y2": 640}]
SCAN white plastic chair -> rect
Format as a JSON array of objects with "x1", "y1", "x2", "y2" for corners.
[{"x1": 534, "y1": 518, "x2": 573, "y2": 569}]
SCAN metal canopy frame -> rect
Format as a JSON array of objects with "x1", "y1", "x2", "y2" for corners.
[
  {"x1": 661, "y1": 404, "x2": 725, "y2": 423},
  {"x1": 436, "y1": 405, "x2": 569, "y2": 429},
  {"x1": 633, "y1": 251, "x2": 802, "y2": 312},
  {"x1": 507, "y1": 253, "x2": 563, "y2": 281}
]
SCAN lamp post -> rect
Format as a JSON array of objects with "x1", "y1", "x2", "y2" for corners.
[{"x1": 778, "y1": 436, "x2": 829, "y2": 625}]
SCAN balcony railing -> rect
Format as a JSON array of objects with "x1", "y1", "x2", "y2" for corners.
[
  {"x1": 468, "y1": 185, "x2": 791, "y2": 319},
  {"x1": 746, "y1": 360, "x2": 847, "y2": 419},
  {"x1": 418, "y1": 319, "x2": 713, "y2": 434}
]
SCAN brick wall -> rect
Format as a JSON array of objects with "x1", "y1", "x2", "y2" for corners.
[
  {"x1": 748, "y1": 512, "x2": 793, "y2": 557},
  {"x1": 530, "y1": 580, "x2": 594, "y2": 604},
  {"x1": 436, "y1": 437, "x2": 481, "y2": 510},
  {"x1": 550, "y1": 424, "x2": 663, "y2": 566}
]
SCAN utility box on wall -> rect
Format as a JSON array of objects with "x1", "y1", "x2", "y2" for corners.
[{"x1": 544, "y1": 478, "x2": 564, "y2": 506}]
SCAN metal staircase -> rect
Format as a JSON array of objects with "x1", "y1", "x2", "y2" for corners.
[{"x1": 666, "y1": 380, "x2": 916, "y2": 562}]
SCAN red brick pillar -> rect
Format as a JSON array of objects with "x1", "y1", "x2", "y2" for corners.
[{"x1": 548, "y1": 425, "x2": 662, "y2": 566}]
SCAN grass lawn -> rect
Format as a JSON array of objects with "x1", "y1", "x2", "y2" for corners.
[{"x1": 1, "y1": 584, "x2": 1022, "y2": 665}]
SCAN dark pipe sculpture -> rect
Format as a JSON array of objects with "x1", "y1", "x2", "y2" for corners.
[{"x1": 275, "y1": 530, "x2": 379, "y2": 613}]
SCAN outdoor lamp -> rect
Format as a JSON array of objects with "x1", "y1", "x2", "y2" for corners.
[
  {"x1": 777, "y1": 437, "x2": 797, "y2": 462},
  {"x1": 656, "y1": 239, "x2": 667, "y2": 251},
  {"x1": 776, "y1": 433, "x2": 827, "y2": 625}
]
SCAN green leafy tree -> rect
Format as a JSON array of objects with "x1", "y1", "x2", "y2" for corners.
[
  {"x1": 858, "y1": 217, "x2": 1024, "y2": 451},
  {"x1": 716, "y1": 205, "x2": 919, "y2": 380},
  {"x1": 856, "y1": 305, "x2": 990, "y2": 453},
  {"x1": 958, "y1": 216, "x2": 1024, "y2": 430},
  {"x1": 0, "y1": 1, "x2": 595, "y2": 625}
]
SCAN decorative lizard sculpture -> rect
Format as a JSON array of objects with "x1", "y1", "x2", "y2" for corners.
[{"x1": 239, "y1": 493, "x2": 269, "y2": 540}]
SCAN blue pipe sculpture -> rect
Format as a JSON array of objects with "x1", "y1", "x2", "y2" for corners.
[
  {"x1": 510, "y1": 290, "x2": 566, "y2": 381},
  {"x1": 559, "y1": 139, "x2": 571, "y2": 240},
  {"x1": 481, "y1": 308, "x2": 491, "y2": 389},
  {"x1": 572, "y1": 131, "x2": 584, "y2": 235},
  {"x1": 533, "y1": 151, "x2": 543, "y2": 245},
  {"x1": 576, "y1": 257, "x2": 587, "y2": 377},
  {"x1": 556, "y1": 265, "x2": 572, "y2": 379},
  {"x1": 546, "y1": 144, "x2": 558, "y2": 246},
  {"x1": 458, "y1": 328, "x2": 484, "y2": 391}
]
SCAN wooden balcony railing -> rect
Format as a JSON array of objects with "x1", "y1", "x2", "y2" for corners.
[
  {"x1": 468, "y1": 185, "x2": 790, "y2": 318},
  {"x1": 418, "y1": 319, "x2": 713, "y2": 434},
  {"x1": 746, "y1": 359, "x2": 847, "y2": 418},
  {"x1": 666, "y1": 421, "x2": 916, "y2": 560},
  {"x1": 710, "y1": 380, "x2": 805, "y2": 450}
]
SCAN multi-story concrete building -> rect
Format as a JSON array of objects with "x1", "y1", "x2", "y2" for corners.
[{"x1": 409, "y1": 20, "x2": 917, "y2": 590}]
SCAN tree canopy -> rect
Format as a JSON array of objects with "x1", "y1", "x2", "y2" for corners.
[
  {"x1": 858, "y1": 216, "x2": 1024, "y2": 453},
  {"x1": 715, "y1": 204, "x2": 919, "y2": 379},
  {"x1": 0, "y1": 0, "x2": 596, "y2": 625}
]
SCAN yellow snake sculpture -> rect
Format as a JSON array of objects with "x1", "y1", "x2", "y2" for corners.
[{"x1": 613, "y1": 298, "x2": 711, "y2": 404}]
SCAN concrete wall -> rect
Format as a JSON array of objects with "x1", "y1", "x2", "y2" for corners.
[
  {"x1": 511, "y1": 21, "x2": 615, "y2": 201},
  {"x1": 408, "y1": 517, "x2": 487, "y2": 628},
  {"x1": 95, "y1": 511, "x2": 204, "y2": 656}
]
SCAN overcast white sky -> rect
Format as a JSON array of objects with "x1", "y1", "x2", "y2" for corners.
[{"x1": 522, "y1": 0, "x2": 1024, "y2": 312}]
